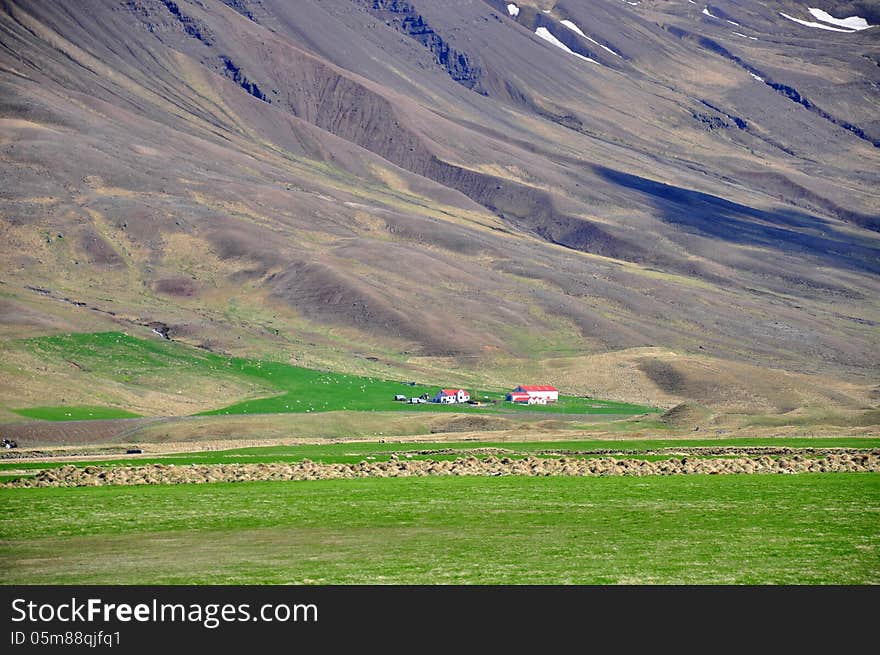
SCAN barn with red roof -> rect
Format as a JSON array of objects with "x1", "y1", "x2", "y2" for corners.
[{"x1": 506, "y1": 385, "x2": 558, "y2": 404}]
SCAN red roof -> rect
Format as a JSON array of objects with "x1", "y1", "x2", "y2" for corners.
[
  {"x1": 440, "y1": 389, "x2": 466, "y2": 395},
  {"x1": 517, "y1": 385, "x2": 558, "y2": 392}
]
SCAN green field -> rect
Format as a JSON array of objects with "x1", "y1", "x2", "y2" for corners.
[
  {"x1": 6, "y1": 333, "x2": 876, "y2": 585},
  {"x1": 1, "y1": 474, "x2": 877, "y2": 584},
  {"x1": 2, "y1": 437, "x2": 877, "y2": 473},
  {"x1": 12, "y1": 332, "x2": 656, "y2": 419},
  {"x1": 10, "y1": 405, "x2": 142, "y2": 421}
]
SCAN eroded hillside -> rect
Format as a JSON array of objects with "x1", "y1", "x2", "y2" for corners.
[{"x1": 1, "y1": 0, "x2": 878, "y2": 414}]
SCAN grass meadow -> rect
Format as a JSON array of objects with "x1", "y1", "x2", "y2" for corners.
[
  {"x1": 1, "y1": 473, "x2": 877, "y2": 584},
  {"x1": 3, "y1": 333, "x2": 877, "y2": 585},
  {"x1": 12, "y1": 332, "x2": 656, "y2": 419}
]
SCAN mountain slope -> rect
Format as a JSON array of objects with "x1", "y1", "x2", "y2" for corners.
[{"x1": 1, "y1": 0, "x2": 878, "y2": 415}]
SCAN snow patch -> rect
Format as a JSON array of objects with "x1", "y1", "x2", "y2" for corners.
[
  {"x1": 560, "y1": 19, "x2": 586, "y2": 37},
  {"x1": 597, "y1": 42, "x2": 621, "y2": 57},
  {"x1": 702, "y1": 7, "x2": 718, "y2": 19},
  {"x1": 507, "y1": 3, "x2": 519, "y2": 17},
  {"x1": 561, "y1": 19, "x2": 622, "y2": 57},
  {"x1": 779, "y1": 12, "x2": 857, "y2": 32},
  {"x1": 732, "y1": 31, "x2": 758, "y2": 40},
  {"x1": 749, "y1": 72, "x2": 764, "y2": 82},
  {"x1": 808, "y1": 8, "x2": 873, "y2": 30},
  {"x1": 535, "y1": 27, "x2": 600, "y2": 63},
  {"x1": 726, "y1": 19, "x2": 740, "y2": 26}
]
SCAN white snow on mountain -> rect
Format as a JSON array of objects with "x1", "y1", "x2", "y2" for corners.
[
  {"x1": 535, "y1": 27, "x2": 600, "y2": 64},
  {"x1": 560, "y1": 19, "x2": 622, "y2": 57},
  {"x1": 807, "y1": 8, "x2": 872, "y2": 30},
  {"x1": 779, "y1": 11, "x2": 857, "y2": 32},
  {"x1": 560, "y1": 19, "x2": 586, "y2": 37}
]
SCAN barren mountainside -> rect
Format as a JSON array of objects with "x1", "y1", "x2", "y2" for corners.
[{"x1": 1, "y1": 0, "x2": 878, "y2": 412}]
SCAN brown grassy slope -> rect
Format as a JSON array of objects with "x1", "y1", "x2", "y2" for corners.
[{"x1": 0, "y1": 0, "x2": 878, "y2": 419}]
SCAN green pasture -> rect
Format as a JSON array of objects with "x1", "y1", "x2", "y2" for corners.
[
  {"x1": 11, "y1": 332, "x2": 657, "y2": 419},
  {"x1": 1, "y1": 473, "x2": 877, "y2": 584}
]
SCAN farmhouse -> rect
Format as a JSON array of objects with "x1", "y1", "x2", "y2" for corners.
[
  {"x1": 433, "y1": 388, "x2": 470, "y2": 404},
  {"x1": 507, "y1": 385, "x2": 558, "y2": 404}
]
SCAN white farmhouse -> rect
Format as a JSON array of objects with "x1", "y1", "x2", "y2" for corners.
[{"x1": 433, "y1": 388, "x2": 470, "y2": 404}]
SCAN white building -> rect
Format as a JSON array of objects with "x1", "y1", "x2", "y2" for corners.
[
  {"x1": 433, "y1": 388, "x2": 470, "y2": 404},
  {"x1": 506, "y1": 385, "x2": 559, "y2": 403}
]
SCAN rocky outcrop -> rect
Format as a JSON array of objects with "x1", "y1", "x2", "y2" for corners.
[
  {"x1": 219, "y1": 55, "x2": 268, "y2": 102},
  {"x1": 158, "y1": 0, "x2": 214, "y2": 44},
  {"x1": 359, "y1": 0, "x2": 483, "y2": 91},
  {"x1": 666, "y1": 25, "x2": 879, "y2": 149}
]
